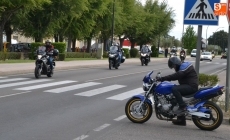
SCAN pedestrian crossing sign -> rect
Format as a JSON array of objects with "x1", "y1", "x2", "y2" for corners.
[{"x1": 184, "y1": 0, "x2": 220, "y2": 25}]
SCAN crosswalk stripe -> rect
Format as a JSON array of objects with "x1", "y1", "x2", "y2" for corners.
[
  {"x1": 0, "y1": 78, "x2": 29, "y2": 83},
  {"x1": 14, "y1": 80, "x2": 77, "y2": 91},
  {"x1": 0, "y1": 77, "x2": 7, "y2": 79},
  {"x1": 222, "y1": 63, "x2": 227, "y2": 65},
  {"x1": 0, "y1": 79, "x2": 52, "y2": 89},
  {"x1": 75, "y1": 85, "x2": 126, "y2": 97},
  {"x1": 44, "y1": 82, "x2": 102, "y2": 93},
  {"x1": 106, "y1": 88, "x2": 143, "y2": 101}
]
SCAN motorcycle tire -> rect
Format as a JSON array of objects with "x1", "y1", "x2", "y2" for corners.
[
  {"x1": 47, "y1": 70, "x2": 53, "y2": 77},
  {"x1": 34, "y1": 66, "x2": 41, "y2": 79},
  {"x1": 192, "y1": 101, "x2": 223, "y2": 131},
  {"x1": 141, "y1": 59, "x2": 144, "y2": 66},
  {"x1": 125, "y1": 97, "x2": 152, "y2": 123},
  {"x1": 109, "y1": 60, "x2": 112, "y2": 70}
]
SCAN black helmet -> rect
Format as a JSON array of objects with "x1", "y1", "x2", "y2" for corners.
[{"x1": 168, "y1": 57, "x2": 181, "y2": 69}]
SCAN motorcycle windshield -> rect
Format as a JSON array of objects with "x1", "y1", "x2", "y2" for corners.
[
  {"x1": 141, "y1": 48, "x2": 149, "y2": 53},
  {"x1": 109, "y1": 46, "x2": 118, "y2": 54},
  {"x1": 38, "y1": 46, "x2": 46, "y2": 55}
]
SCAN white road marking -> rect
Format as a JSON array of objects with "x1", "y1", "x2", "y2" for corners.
[
  {"x1": 44, "y1": 82, "x2": 102, "y2": 93},
  {"x1": 14, "y1": 80, "x2": 76, "y2": 90},
  {"x1": 0, "y1": 79, "x2": 52, "y2": 88},
  {"x1": 0, "y1": 91, "x2": 31, "y2": 98},
  {"x1": 0, "y1": 78, "x2": 29, "y2": 83},
  {"x1": 73, "y1": 135, "x2": 89, "y2": 140},
  {"x1": 114, "y1": 115, "x2": 127, "y2": 121},
  {"x1": 93, "y1": 124, "x2": 110, "y2": 132},
  {"x1": 107, "y1": 88, "x2": 143, "y2": 101},
  {"x1": 75, "y1": 85, "x2": 126, "y2": 97},
  {"x1": 0, "y1": 77, "x2": 7, "y2": 78}
]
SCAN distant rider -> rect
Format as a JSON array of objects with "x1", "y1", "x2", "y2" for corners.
[
  {"x1": 45, "y1": 40, "x2": 54, "y2": 71},
  {"x1": 157, "y1": 57, "x2": 198, "y2": 126},
  {"x1": 141, "y1": 45, "x2": 151, "y2": 62}
]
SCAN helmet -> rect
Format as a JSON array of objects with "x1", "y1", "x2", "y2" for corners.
[
  {"x1": 45, "y1": 40, "x2": 52, "y2": 46},
  {"x1": 168, "y1": 57, "x2": 181, "y2": 69}
]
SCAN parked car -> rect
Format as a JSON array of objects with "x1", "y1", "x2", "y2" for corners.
[
  {"x1": 190, "y1": 49, "x2": 197, "y2": 57},
  {"x1": 221, "y1": 52, "x2": 227, "y2": 59},
  {"x1": 200, "y1": 52, "x2": 212, "y2": 61}
]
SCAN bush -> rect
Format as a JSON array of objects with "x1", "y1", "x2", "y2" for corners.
[
  {"x1": 0, "y1": 52, "x2": 21, "y2": 60},
  {"x1": 103, "y1": 51, "x2": 108, "y2": 58},
  {"x1": 199, "y1": 73, "x2": 219, "y2": 87},
  {"x1": 122, "y1": 48, "x2": 130, "y2": 59},
  {"x1": 30, "y1": 42, "x2": 44, "y2": 60},
  {"x1": 126, "y1": 53, "x2": 130, "y2": 58},
  {"x1": 130, "y1": 48, "x2": 138, "y2": 58},
  {"x1": 58, "y1": 53, "x2": 66, "y2": 61},
  {"x1": 151, "y1": 45, "x2": 158, "y2": 57},
  {"x1": 65, "y1": 52, "x2": 94, "y2": 58},
  {"x1": 52, "y1": 42, "x2": 66, "y2": 53}
]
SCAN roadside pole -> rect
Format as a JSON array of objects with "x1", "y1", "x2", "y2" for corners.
[
  {"x1": 195, "y1": 25, "x2": 202, "y2": 77},
  {"x1": 226, "y1": 26, "x2": 230, "y2": 112}
]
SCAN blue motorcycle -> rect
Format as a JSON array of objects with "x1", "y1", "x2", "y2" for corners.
[{"x1": 125, "y1": 71, "x2": 224, "y2": 131}]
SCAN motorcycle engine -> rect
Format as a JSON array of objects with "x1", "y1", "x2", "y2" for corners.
[{"x1": 157, "y1": 94, "x2": 177, "y2": 113}]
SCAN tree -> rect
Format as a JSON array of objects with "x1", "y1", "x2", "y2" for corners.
[
  {"x1": 182, "y1": 25, "x2": 197, "y2": 53},
  {"x1": 208, "y1": 30, "x2": 227, "y2": 51},
  {"x1": 0, "y1": 0, "x2": 50, "y2": 51}
]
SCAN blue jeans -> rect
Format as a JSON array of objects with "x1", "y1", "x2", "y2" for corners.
[
  {"x1": 118, "y1": 52, "x2": 122, "y2": 63},
  {"x1": 48, "y1": 56, "x2": 53, "y2": 70}
]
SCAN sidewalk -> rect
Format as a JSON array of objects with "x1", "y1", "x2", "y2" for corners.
[
  {"x1": 0, "y1": 57, "x2": 167, "y2": 76},
  {"x1": 217, "y1": 70, "x2": 230, "y2": 125}
]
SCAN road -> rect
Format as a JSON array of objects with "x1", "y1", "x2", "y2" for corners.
[{"x1": 0, "y1": 57, "x2": 229, "y2": 140}]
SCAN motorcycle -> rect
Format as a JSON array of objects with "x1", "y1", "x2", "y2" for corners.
[
  {"x1": 108, "y1": 46, "x2": 125, "y2": 70},
  {"x1": 140, "y1": 50, "x2": 151, "y2": 66},
  {"x1": 125, "y1": 71, "x2": 224, "y2": 131},
  {"x1": 170, "y1": 52, "x2": 177, "y2": 57},
  {"x1": 180, "y1": 52, "x2": 185, "y2": 62},
  {"x1": 34, "y1": 46, "x2": 59, "y2": 79}
]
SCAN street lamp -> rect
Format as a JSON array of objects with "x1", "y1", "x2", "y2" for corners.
[{"x1": 206, "y1": 26, "x2": 209, "y2": 46}]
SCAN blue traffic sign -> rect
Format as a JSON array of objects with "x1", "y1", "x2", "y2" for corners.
[{"x1": 183, "y1": 0, "x2": 220, "y2": 25}]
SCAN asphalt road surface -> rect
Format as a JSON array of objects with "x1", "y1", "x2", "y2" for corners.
[{"x1": 0, "y1": 57, "x2": 229, "y2": 140}]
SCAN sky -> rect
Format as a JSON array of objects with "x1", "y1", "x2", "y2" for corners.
[{"x1": 139, "y1": 0, "x2": 229, "y2": 40}]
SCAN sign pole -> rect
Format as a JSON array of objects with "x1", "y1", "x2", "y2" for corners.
[
  {"x1": 195, "y1": 25, "x2": 202, "y2": 78},
  {"x1": 226, "y1": 25, "x2": 230, "y2": 112}
]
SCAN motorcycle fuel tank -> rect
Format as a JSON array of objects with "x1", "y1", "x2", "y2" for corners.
[{"x1": 155, "y1": 81, "x2": 175, "y2": 95}]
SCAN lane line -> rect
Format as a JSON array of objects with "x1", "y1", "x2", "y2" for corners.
[
  {"x1": 85, "y1": 67, "x2": 167, "y2": 82},
  {"x1": 114, "y1": 115, "x2": 127, "y2": 121},
  {"x1": 93, "y1": 124, "x2": 111, "y2": 132},
  {"x1": 0, "y1": 91, "x2": 31, "y2": 99},
  {"x1": 73, "y1": 135, "x2": 89, "y2": 140},
  {"x1": 0, "y1": 78, "x2": 29, "y2": 83},
  {"x1": 210, "y1": 68, "x2": 226, "y2": 75}
]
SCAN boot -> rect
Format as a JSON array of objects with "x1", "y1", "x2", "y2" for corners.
[{"x1": 172, "y1": 116, "x2": 186, "y2": 126}]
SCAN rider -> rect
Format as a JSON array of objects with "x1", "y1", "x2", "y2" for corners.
[
  {"x1": 141, "y1": 45, "x2": 151, "y2": 62},
  {"x1": 113, "y1": 42, "x2": 122, "y2": 64},
  {"x1": 157, "y1": 57, "x2": 198, "y2": 126},
  {"x1": 45, "y1": 40, "x2": 54, "y2": 71},
  {"x1": 180, "y1": 48, "x2": 186, "y2": 55}
]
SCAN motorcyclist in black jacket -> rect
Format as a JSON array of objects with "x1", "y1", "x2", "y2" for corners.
[{"x1": 157, "y1": 57, "x2": 198, "y2": 126}]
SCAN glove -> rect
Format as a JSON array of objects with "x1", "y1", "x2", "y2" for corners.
[{"x1": 156, "y1": 77, "x2": 164, "y2": 82}]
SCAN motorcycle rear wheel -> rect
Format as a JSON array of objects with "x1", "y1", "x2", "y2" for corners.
[
  {"x1": 192, "y1": 101, "x2": 223, "y2": 131},
  {"x1": 125, "y1": 97, "x2": 152, "y2": 123},
  {"x1": 34, "y1": 66, "x2": 41, "y2": 79}
]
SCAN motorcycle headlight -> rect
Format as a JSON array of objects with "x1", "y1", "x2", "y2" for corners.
[
  {"x1": 109, "y1": 54, "x2": 115, "y2": 58},
  {"x1": 142, "y1": 83, "x2": 150, "y2": 91},
  {"x1": 141, "y1": 53, "x2": 146, "y2": 57},
  {"x1": 37, "y1": 55, "x2": 42, "y2": 59}
]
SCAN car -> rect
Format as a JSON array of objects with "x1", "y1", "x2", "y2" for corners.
[
  {"x1": 190, "y1": 49, "x2": 196, "y2": 57},
  {"x1": 221, "y1": 52, "x2": 227, "y2": 59},
  {"x1": 200, "y1": 52, "x2": 212, "y2": 61}
]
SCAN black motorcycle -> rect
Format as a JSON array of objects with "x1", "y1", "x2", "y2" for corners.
[
  {"x1": 180, "y1": 52, "x2": 185, "y2": 62},
  {"x1": 140, "y1": 50, "x2": 151, "y2": 66},
  {"x1": 34, "y1": 46, "x2": 59, "y2": 78},
  {"x1": 108, "y1": 46, "x2": 125, "y2": 70}
]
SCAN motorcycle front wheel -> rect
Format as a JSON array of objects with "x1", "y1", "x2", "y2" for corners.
[
  {"x1": 109, "y1": 60, "x2": 112, "y2": 70},
  {"x1": 192, "y1": 101, "x2": 223, "y2": 131},
  {"x1": 34, "y1": 66, "x2": 41, "y2": 79},
  {"x1": 125, "y1": 97, "x2": 152, "y2": 123}
]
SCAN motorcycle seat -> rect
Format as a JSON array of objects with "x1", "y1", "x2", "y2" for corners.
[{"x1": 183, "y1": 87, "x2": 212, "y2": 98}]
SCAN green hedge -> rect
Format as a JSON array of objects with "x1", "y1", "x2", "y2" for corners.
[
  {"x1": 58, "y1": 53, "x2": 66, "y2": 61},
  {"x1": 151, "y1": 45, "x2": 158, "y2": 57},
  {"x1": 199, "y1": 73, "x2": 219, "y2": 87},
  {"x1": 0, "y1": 52, "x2": 21, "y2": 60},
  {"x1": 130, "y1": 48, "x2": 138, "y2": 58},
  {"x1": 52, "y1": 42, "x2": 66, "y2": 53},
  {"x1": 122, "y1": 48, "x2": 130, "y2": 58},
  {"x1": 65, "y1": 52, "x2": 96, "y2": 58}
]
